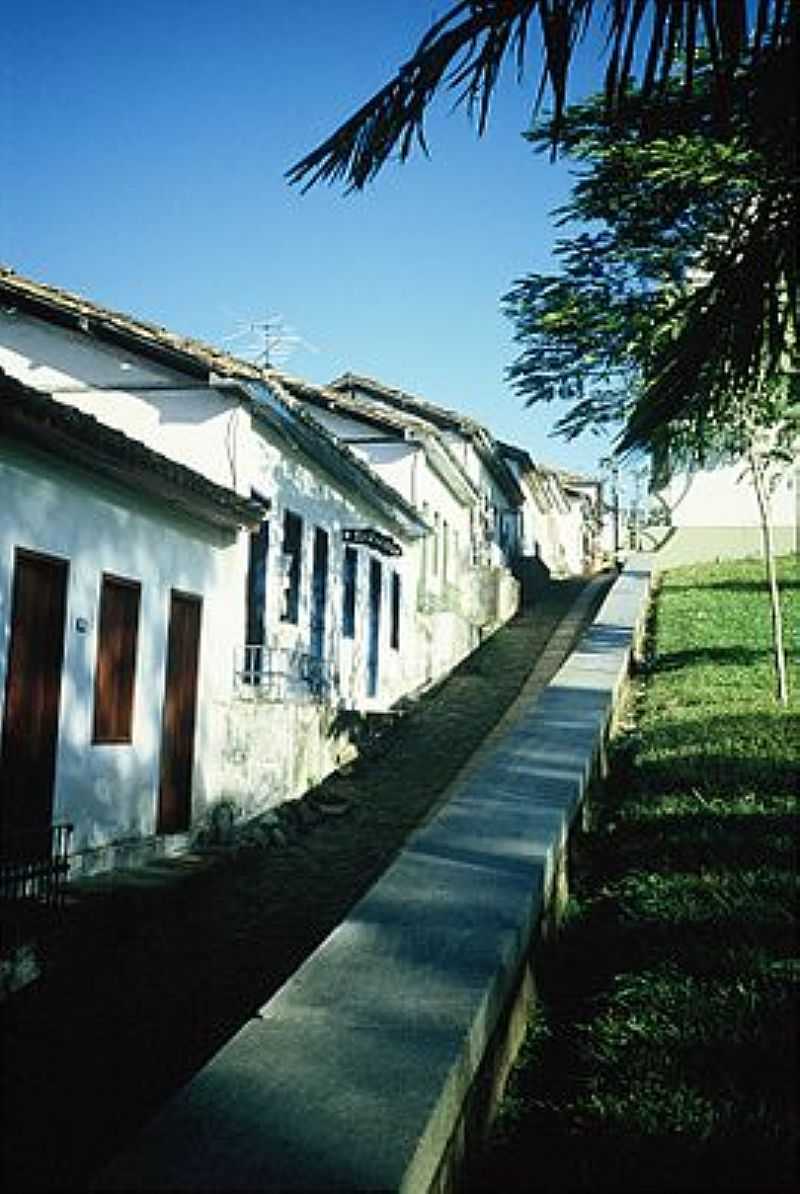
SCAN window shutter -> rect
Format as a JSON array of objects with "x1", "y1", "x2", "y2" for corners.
[{"x1": 93, "y1": 575, "x2": 141, "y2": 743}]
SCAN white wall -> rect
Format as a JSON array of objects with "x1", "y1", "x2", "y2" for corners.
[
  {"x1": 240, "y1": 421, "x2": 419, "y2": 711},
  {"x1": 658, "y1": 463, "x2": 798, "y2": 528},
  {"x1": 0, "y1": 310, "x2": 249, "y2": 493},
  {"x1": 0, "y1": 441, "x2": 243, "y2": 865}
]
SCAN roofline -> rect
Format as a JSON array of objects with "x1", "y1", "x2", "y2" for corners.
[
  {"x1": 331, "y1": 372, "x2": 475, "y2": 435},
  {"x1": 0, "y1": 268, "x2": 427, "y2": 538},
  {"x1": 287, "y1": 377, "x2": 480, "y2": 507},
  {"x1": 333, "y1": 372, "x2": 524, "y2": 507},
  {"x1": 243, "y1": 378, "x2": 428, "y2": 540},
  {"x1": 0, "y1": 369, "x2": 266, "y2": 531}
]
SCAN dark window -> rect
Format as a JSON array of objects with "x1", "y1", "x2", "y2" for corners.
[
  {"x1": 93, "y1": 574, "x2": 141, "y2": 743},
  {"x1": 310, "y1": 527, "x2": 329, "y2": 661},
  {"x1": 245, "y1": 518, "x2": 269, "y2": 646},
  {"x1": 390, "y1": 570, "x2": 401, "y2": 650},
  {"x1": 342, "y1": 546, "x2": 357, "y2": 639},
  {"x1": 367, "y1": 558, "x2": 382, "y2": 697},
  {"x1": 281, "y1": 510, "x2": 303, "y2": 624}
]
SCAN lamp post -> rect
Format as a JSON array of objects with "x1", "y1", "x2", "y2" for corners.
[{"x1": 600, "y1": 457, "x2": 621, "y2": 564}]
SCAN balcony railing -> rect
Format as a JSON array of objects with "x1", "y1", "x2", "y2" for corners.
[
  {"x1": 0, "y1": 823, "x2": 73, "y2": 908},
  {"x1": 234, "y1": 645, "x2": 336, "y2": 703}
]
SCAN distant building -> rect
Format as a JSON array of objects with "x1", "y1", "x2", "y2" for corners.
[
  {"x1": 646, "y1": 456, "x2": 800, "y2": 566},
  {"x1": 498, "y1": 444, "x2": 605, "y2": 585}
]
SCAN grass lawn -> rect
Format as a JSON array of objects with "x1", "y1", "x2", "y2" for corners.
[{"x1": 473, "y1": 556, "x2": 799, "y2": 1194}]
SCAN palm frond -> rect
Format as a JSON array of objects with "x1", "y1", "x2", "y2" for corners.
[{"x1": 287, "y1": 1, "x2": 782, "y2": 191}]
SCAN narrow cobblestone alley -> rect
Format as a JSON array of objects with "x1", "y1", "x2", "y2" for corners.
[{"x1": 1, "y1": 572, "x2": 613, "y2": 1192}]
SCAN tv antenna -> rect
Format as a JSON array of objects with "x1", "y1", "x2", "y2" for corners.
[{"x1": 222, "y1": 313, "x2": 318, "y2": 368}]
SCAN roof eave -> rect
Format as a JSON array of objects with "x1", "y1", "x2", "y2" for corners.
[
  {"x1": 246, "y1": 380, "x2": 427, "y2": 541},
  {"x1": 0, "y1": 375, "x2": 264, "y2": 531}
]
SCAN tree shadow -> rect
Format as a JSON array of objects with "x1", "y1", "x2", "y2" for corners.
[
  {"x1": 664, "y1": 576, "x2": 800, "y2": 595},
  {"x1": 652, "y1": 645, "x2": 771, "y2": 671}
]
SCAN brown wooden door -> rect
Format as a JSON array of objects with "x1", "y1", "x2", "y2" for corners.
[
  {"x1": 158, "y1": 591, "x2": 202, "y2": 834},
  {"x1": 0, "y1": 549, "x2": 68, "y2": 854}
]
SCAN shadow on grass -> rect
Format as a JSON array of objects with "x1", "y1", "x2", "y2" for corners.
[
  {"x1": 608, "y1": 709, "x2": 799, "y2": 802},
  {"x1": 471, "y1": 692, "x2": 798, "y2": 1192},
  {"x1": 576, "y1": 811, "x2": 797, "y2": 879},
  {"x1": 652, "y1": 645, "x2": 772, "y2": 671},
  {"x1": 663, "y1": 576, "x2": 800, "y2": 595},
  {"x1": 468, "y1": 847, "x2": 798, "y2": 1194}
]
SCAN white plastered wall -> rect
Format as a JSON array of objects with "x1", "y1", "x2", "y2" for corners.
[
  {"x1": 658, "y1": 463, "x2": 797, "y2": 528},
  {"x1": 0, "y1": 441, "x2": 242, "y2": 867},
  {"x1": 0, "y1": 310, "x2": 249, "y2": 493}
]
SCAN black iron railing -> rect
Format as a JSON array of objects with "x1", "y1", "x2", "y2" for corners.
[
  {"x1": 235, "y1": 645, "x2": 336, "y2": 702},
  {"x1": 0, "y1": 823, "x2": 73, "y2": 908}
]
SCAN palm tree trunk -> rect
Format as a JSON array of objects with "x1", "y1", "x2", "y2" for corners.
[{"x1": 748, "y1": 446, "x2": 789, "y2": 706}]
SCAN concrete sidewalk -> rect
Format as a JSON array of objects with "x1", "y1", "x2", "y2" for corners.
[{"x1": 98, "y1": 560, "x2": 653, "y2": 1193}]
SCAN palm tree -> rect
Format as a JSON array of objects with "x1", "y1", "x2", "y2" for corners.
[
  {"x1": 287, "y1": 1, "x2": 790, "y2": 190},
  {"x1": 287, "y1": 1, "x2": 796, "y2": 446}
]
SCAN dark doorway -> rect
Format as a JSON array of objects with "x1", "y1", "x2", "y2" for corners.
[
  {"x1": 310, "y1": 527, "x2": 329, "y2": 662},
  {"x1": 367, "y1": 558, "x2": 382, "y2": 698},
  {"x1": 0, "y1": 549, "x2": 68, "y2": 855},
  {"x1": 245, "y1": 519, "x2": 270, "y2": 648},
  {"x1": 245, "y1": 518, "x2": 269, "y2": 684},
  {"x1": 158, "y1": 591, "x2": 202, "y2": 835}
]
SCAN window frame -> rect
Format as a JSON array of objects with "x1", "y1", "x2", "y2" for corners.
[{"x1": 245, "y1": 516, "x2": 270, "y2": 646}]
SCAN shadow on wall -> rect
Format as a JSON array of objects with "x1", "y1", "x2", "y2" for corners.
[
  {"x1": 640, "y1": 526, "x2": 676, "y2": 552},
  {"x1": 325, "y1": 707, "x2": 402, "y2": 756},
  {"x1": 7, "y1": 327, "x2": 218, "y2": 429}
]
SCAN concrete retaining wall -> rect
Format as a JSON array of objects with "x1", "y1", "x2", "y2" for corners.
[
  {"x1": 97, "y1": 558, "x2": 654, "y2": 1192},
  {"x1": 641, "y1": 524, "x2": 797, "y2": 566}
]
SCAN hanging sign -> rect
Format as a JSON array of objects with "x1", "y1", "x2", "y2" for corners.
[{"x1": 342, "y1": 527, "x2": 402, "y2": 557}]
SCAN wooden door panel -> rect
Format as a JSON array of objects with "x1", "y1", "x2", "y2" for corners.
[
  {"x1": 158, "y1": 592, "x2": 201, "y2": 835},
  {"x1": 1, "y1": 550, "x2": 68, "y2": 852}
]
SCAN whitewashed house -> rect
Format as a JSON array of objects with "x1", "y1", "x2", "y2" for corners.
[
  {"x1": 0, "y1": 269, "x2": 426, "y2": 875},
  {"x1": 330, "y1": 373, "x2": 525, "y2": 570},
  {"x1": 559, "y1": 470, "x2": 608, "y2": 571},
  {"x1": 497, "y1": 444, "x2": 599, "y2": 582},
  {"x1": 284, "y1": 373, "x2": 521, "y2": 686},
  {"x1": 0, "y1": 368, "x2": 264, "y2": 877}
]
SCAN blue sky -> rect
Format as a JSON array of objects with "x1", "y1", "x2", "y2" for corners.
[{"x1": 2, "y1": 1, "x2": 614, "y2": 474}]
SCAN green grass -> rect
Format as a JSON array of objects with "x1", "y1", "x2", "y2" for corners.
[{"x1": 473, "y1": 557, "x2": 799, "y2": 1194}]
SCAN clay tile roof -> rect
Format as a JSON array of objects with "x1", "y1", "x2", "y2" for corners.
[
  {"x1": 332, "y1": 372, "x2": 524, "y2": 505},
  {"x1": 0, "y1": 367, "x2": 267, "y2": 531},
  {"x1": 0, "y1": 267, "x2": 426, "y2": 536}
]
